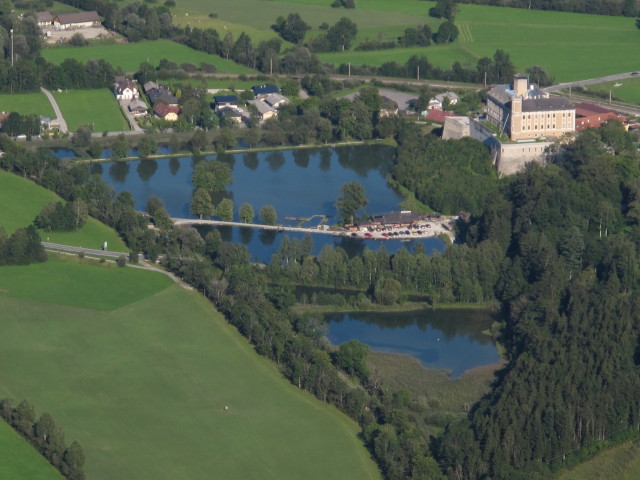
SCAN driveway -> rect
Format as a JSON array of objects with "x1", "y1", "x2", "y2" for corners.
[{"x1": 40, "y1": 87, "x2": 68, "y2": 133}]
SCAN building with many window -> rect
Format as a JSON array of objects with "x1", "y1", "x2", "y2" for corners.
[{"x1": 487, "y1": 74, "x2": 575, "y2": 141}]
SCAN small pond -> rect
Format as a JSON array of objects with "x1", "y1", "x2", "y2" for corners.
[{"x1": 326, "y1": 309, "x2": 500, "y2": 377}]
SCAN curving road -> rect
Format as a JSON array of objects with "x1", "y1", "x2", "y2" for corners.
[
  {"x1": 40, "y1": 87, "x2": 68, "y2": 133},
  {"x1": 544, "y1": 71, "x2": 639, "y2": 93},
  {"x1": 42, "y1": 242, "x2": 193, "y2": 289}
]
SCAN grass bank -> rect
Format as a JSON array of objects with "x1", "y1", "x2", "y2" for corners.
[
  {"x1": 0, "y1": 256, "x2": 380, "y2": 480},
  {"x1": 0, "y1": 169, "x2": 126, "y2": 250},
  {"x1": 557, "y1": 440, "x2": 640, "y2": 480},
  {"x1": 0, "y1": 420, "x2": 64, "y2": 480}
]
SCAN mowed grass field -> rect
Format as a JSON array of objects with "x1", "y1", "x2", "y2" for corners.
[
  {"x1": 0, "y1": 420, "x2": 64, "y2": 480},
  {"x1": 318, "y1": 4, "x2": 640, "y2": 82},
  {"x1": 158, "y1": 0, "x2": 640, "y2": 83},
  {"x1": 42, "y1": 40, "x2": 256, "y2": 74},
  {"x1": 0, "y1": 169, "x2": 127, "y2": 250},
  {"x1": 0, "y1": 92, "x2": 55, "y2": 118},
  {"x1": 0, "y1": 257, "x2": 380, "y2": 480},
  {"x1": 557, "y1": 441, "x2": 640, "y2": 480},
  {"x1": 52, "y1": 89, "x2": 128, "y2": 132}
]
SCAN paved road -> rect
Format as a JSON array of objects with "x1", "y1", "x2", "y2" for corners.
[
  {"x1": 118, "y1": 99, "x2": 144, "y2": 133},
  {"x1": 42, "y1": 242, "x2": 193, "y2": 289},
  {"x1": 545, "y1": 72, "x2": 639, "y2": 93},
  {"x1": 40, "y1": 87, "x2": 68, "y2": 133},
  {"x1": 42, "y1": 241, "x2": 127, "y2": 258}
]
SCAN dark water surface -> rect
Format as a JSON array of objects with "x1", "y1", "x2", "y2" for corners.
[
  {"x1": 96, "y1": 145, "x2": 445, "y2": 261},
  {"x1": 326, "y1": 310, "x2": 500, "y2": 377}
]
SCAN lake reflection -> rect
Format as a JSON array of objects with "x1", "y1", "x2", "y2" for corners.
[
  {"x1": 96, "y1": 145, "x2": 446, "y2": 261},
  {"x1": 326, "y1": 310, "x2": 499, "y2": 377}
]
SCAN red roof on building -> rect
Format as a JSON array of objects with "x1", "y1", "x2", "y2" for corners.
[
  {"x1": 426, "y1": 109, "x2": 454, "y2": 123},
  {"x1": 153, "y1": 104, "x2": 180, "y2": 118},
  {"x1": 574, "y1": 102, "x2": 625, "y2": 117}
]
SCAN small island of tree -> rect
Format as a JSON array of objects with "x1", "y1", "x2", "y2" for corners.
[{"x1": 336, "y1": 181, "x2": 368, "y2": 223}]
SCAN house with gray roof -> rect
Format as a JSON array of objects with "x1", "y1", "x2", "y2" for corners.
[
  {"x1": 247, "y1": 99, "x2": 277, "y2": 121},
  {"x1": 486, "y1": 74, "x2": 575, "y2": 141}
]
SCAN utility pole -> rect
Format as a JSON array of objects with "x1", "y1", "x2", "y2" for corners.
[
  {"x1": 348, "y1": 62, "x2": 350, "y2": 77},
  {"x1": 270, "y1": 57, "x2": 272, "y2": 76},
  {"x1": 10, "y1": 28, "x2": 14, "y2": 66},
  {"x1": 417, "y1": 65, "x2": 420, "y2": 81}
]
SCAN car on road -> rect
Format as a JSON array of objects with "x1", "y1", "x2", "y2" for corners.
[
  {"x1": 632, "y1": 72, "x2": 639, "y2": 77},
  {"x1": 364, "y1": 232, "x2": 373, "y2": 238}
]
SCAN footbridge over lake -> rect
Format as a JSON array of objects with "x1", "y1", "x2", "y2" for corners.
[{"x1": 171, "y1": 218, "x2": 340, "y2": 236}]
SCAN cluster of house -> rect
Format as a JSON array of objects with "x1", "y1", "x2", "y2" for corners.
[
  {"x1": 214, "y1": 85, "x2": 289, "y2": 124},
  {"x1": 113, "y1": 77, "x2": 181, "y2": 121},
  {"x1": 36, "y1": 11, "x2": 101, "y2": 30}
]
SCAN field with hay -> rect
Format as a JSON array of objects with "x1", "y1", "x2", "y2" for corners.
[
  {"x1": 0, "y1": 256, "x2": 380, "y2": 480},
  {"x1": 557, "y1": 440, "x2": 640, "y2": 480},
  {"x1": 0, "y1": 420, "x2": 64, "y2": 480}
]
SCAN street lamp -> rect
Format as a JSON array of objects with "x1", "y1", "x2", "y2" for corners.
[{"x1": 10, "y1": 28, "x2": 14, "y2": 66}]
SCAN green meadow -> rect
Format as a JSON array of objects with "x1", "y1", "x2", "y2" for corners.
[
  {"x1": 157, "y1": 0, "x2": 640, "y2": 83},
  {"x1": 52, "y1": 88, "x2": 128, "y2": 132},
  {"x1": 0, "y1": 257, "x2": 380, "y2": 480},
  {"x1": 0, "y1": 169, "x2": 127, "y2": 250},
  {"x1": 317, "y1": 3, "x2": 640, "y2": 82},
  {"x1": 0, "y1": 420, "x2": 64, "y2": 480},
  {"x1": 0, "y1": 92, "x2": 55, "y2": 118},
  {"x1": 42, "y1": 40, "x2": 256, "y2": 74},
  {"x1": 572, "y1": 77, "x2": 640, "y2": 104}
]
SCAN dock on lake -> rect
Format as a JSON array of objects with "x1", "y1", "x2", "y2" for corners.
[{"x1": 170, "y1": 217, "x2": 455, "y2": 241}]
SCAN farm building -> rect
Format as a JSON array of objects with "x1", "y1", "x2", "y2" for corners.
[
  {"x1": 487, "y1": 74, "x2": 575, "y2": 141},
  {"x1": 219, "y1": 107, "x2": 245, "y2": 124},
  {"x1": 52, "y1": 11, "x2": 101, "y2": 30},
  {"x1": 154, "y1": 104, "x2": 180, "y2": 121},
  {"x1": 35, "y1": 11, "x2": 53, "y2": 27}
]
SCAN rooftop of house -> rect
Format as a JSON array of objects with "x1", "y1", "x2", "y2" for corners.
[
  {"x1": 488, "y1": 81, "x2": 547, "y2": 106},
  {"x1": 263, "y1": 93, "x2": 288, "y2": 106},
  {"x1": 252, "y1": 84, "x2": 279, "y2": 96},
  {"x1": 35, "y1": 11, "x2": 53, "y2": 22},
  {"x1": 115, "y1": 80, "x2": 137, "y2": 92},
  {"x1": 153, "y1": 103, "x2": 180, "y2": 116},
  {"x1": 53, "y1": 11, "x2": 100, "y2": 25},
  {"x1": 143, "y1": 81, "x2": 160, "y2": 93},
  {"x1": 370, "y1": 211, "x2": 424, "y2": 225},
  {"x1": 247, "y1": 99, "x2": 276, "y2": 115},
  {"x1": 215, "y1": 95, "x2": 239, "y2": 104},
  {"x1": 129, "y1": 99, "x2": 148, "y2": 110},
  {"x1": 434, "y1": 92, "x2": 459, "y2": 102}
]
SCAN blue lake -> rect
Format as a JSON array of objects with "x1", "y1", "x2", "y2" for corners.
[
  {"x1": 326, "y1": 310, "x2": 500, "y2": 377},
  {"x1": 95, "y1": 145, "x2": 445, "y2": 262}
]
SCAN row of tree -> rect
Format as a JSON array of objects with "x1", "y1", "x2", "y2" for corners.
[
  {"x1": 457, "y1": 0, "x2": 638, "y2": 17},
  {"x1": 0, "y1": 399, "x2": 86, "y2": 480}
]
